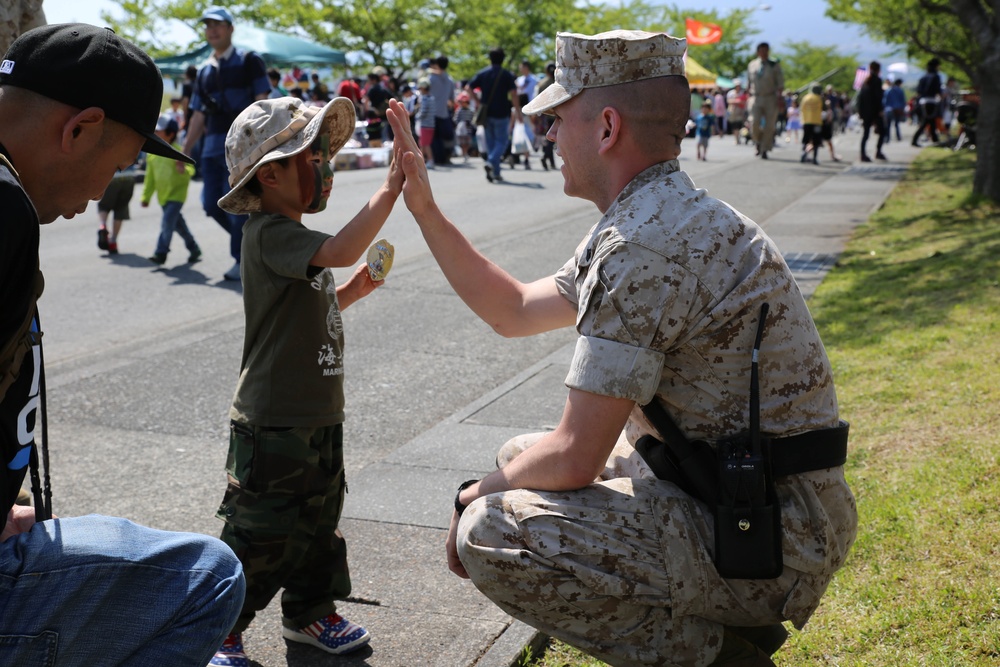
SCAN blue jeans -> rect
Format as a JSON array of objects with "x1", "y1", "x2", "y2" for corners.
[
  {"x1": 0, "y1": 515, "x2": 245, "y2": 666},
  {"x1": 155, "y1": 200, "x2": 199, "y2": 257},
  {"x1": 200, "y1": 153, "x2": 248, "y2": 262},
  {"x1": 484, "y1": 116, "x2": 510, "y2": 177}
]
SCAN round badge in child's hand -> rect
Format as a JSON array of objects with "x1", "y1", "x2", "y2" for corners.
[{"x1": 367, "y1": 239, "x2": 394, "y2": 281}]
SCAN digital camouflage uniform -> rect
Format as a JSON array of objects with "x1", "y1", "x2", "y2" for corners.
[
  {"x1": 456, "y1": 161, "x2": 857, "y2": 667},
  {"x1": 218, "y1": 211, "x2": 352, "y2": 633}
]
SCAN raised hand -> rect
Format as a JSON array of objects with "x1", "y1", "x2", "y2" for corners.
[{"x1": 386, "y1": 99, "x2": 437, "y2": 218}]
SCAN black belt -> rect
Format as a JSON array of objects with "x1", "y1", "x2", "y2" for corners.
[{"x1": 765, "y1": 420, "x2": 849, "y2": 477}]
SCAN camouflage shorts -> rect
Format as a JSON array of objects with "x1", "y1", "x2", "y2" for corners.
[
  {"x1": 217, "y1": 421, "x2": 351, "y2": 631},
  {"x1": 458, "y1": 432, "x2": 836, "y2": 667}
]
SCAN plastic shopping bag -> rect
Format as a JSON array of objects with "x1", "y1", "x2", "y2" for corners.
[
  {"x1": 511, "y1": 122, "x2": 533, "y2": 155},
  {"x1": 476, "y1": 125, "x2": 487, "y2": 155}
]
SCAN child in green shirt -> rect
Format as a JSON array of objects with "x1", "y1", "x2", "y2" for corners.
[{"x1": 142, "y1": 113, "x2": 200, "y2": 265}]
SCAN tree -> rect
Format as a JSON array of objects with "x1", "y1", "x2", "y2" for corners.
[
  {"x1": 826, "y1": 0, "x2": 999, "y2": 201},
  {"x1": 779, "y1": 41, "x2": 859, "y2": 94}
]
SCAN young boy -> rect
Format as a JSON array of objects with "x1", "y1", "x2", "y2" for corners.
[
  {"x1": 95, "y1": 162, "x2": 139, "y2": 255},
  {"x1": 453, "y1": 92, "x2": 475, "y2": 162},
  {"x1": 695, "y1": 101, "x2": 715, "y2": 161},
  {"x1": 209, "y1": 96, "x2": 404, "y2": 666},
  {"x1": 800, "y1": 83, "x2": 824, "y2": 165},
  {"x1": 142, "y1": 114, "x2": 201, "y2": 265}
]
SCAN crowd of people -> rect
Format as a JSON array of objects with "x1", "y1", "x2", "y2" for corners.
[
  {"x1": 89, "y1": 26, "x2": 970, "y2": 281},
  {"x1": 684, "y1": 46, "x2": 963, "y2": 167}
]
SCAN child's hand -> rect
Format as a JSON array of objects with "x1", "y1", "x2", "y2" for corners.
[
  {"x1": 339, "y1": 263, "x2": 384, "y2": 310},
  {"x1": 385, "y1": 127, "x2": 406, "y2": 196},
  {"x1": 175, "y1": 160, "x2": 186, "y2": 174}
]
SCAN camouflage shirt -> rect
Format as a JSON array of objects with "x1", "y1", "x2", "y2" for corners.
[
  {"x1": 554, "y1": 160, "x2": 855, "y2": 576},
  {"x1": 555, "y1": 159, "x2": 839, "y2": 439}
]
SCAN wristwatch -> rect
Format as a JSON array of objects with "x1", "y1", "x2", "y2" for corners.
[{"x1": 454, "y1": 479, "x2": 479, "y2": 516}]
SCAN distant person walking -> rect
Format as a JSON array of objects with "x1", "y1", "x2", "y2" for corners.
[
  {"x1": 467, "y1": 47, "x2": 519, "y2": 183},
  {"x1": 800, "y1": 83, "x2": 824, "y2": 164},
  {"x1": 694, "y1": 101, "x2": 715, "y2": 161},
  {"x1": 746, "y1": 42, "x2": 784, "y2": 158},
  {"x1": 883, "y1": 78, "x2": 906, "y2": 143},
  {"x1": 912, "y1": 58, "x2": 942, "y2": 147},
  {"x1": 182, "y1": 6, "x2": 270, "y2": 281},
  {"x1": 857, "y1": 60, "x2": 886, "y2": 162},
  {"x1": 143, "y1": 114, "x2": 201, "y2": 266},
  {"x1": 429, "y1": 56, "x2": 456, "y2": 165},
  {"x1": 95, "y1": 161, "x2": 138, "y2": 255}
]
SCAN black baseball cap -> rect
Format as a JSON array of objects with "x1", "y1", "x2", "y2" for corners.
[{"x1": 0, "y1": 23, "x2": 194, "y2": 164}]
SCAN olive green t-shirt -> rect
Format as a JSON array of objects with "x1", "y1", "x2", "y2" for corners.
[{"x1": 229, "y1": 212, "x2": 345, "y2": 427}]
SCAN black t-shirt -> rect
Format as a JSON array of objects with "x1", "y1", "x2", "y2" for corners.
[
  {"x1": 0, "y1": 146, "x2": 41, "y2": 517},
  {"x1": 366, "y1": 83, "x2": 390, "y2": 117},
  {"x1": 917, "y1": 72, "x2": 942, "y2": 99},
  {"x1": 469, "y1": 65, "x2": 516, "y2": 119}
]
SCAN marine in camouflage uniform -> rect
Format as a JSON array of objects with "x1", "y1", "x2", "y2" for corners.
[
  {"x1": 459, "y1": 160, "x2": 857, "y2": 666},
  {"x1": 747, "y1": 42, "x2": 785, "y2": 158},
  {"x1": 385, "y1": 29, "x2": 857, "y2": 667}
]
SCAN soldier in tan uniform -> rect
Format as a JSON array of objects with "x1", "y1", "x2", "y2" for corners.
[
  {"x1": 386, "y1": 30, "x2": 856, "y2": 667},
  {"x1": 746, "y1": 42, "x2": 784, "y2": 159}
]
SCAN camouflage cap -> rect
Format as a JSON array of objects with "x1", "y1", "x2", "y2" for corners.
[
  {"x1": 523, "y1": 30, "x2": 687, "y2": 116},
  {"x1": 218, "y1": 96, "x2": 355, "y2": 214}
]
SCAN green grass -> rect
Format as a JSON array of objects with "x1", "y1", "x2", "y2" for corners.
[{"x1": 525, "y1": 149, "x2": 1000, "y2": 666}]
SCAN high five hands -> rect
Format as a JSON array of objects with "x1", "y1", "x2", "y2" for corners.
[{"x1": 385, "y1": 99, "x2": 437, "y2": 219}]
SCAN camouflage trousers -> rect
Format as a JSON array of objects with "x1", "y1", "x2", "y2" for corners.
[
  {"x1": 217, "y1": 421, "x2": 351, "y2": 633},
  {"x1": 456, "y1": 432, "x2": 838, "y2": 667}
]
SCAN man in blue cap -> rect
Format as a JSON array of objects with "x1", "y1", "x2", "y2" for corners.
[{"x1": 182, "y1": 6, "x2": 270, "y2": 282}]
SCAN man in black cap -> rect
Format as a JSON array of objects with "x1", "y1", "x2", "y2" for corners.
[{"x1": 0, "y1": 23, "x2": 245, "y2": 664}]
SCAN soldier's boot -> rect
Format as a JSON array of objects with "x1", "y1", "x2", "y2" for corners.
[
  {"x1": 727, "y1": 624, "x2": 788, "y2": 656},
  {"x1": 709, "y1": 628, "x2": 778, "y2": 666}
]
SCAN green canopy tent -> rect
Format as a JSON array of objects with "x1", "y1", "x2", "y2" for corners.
[{"x1": 154, "y1": 24, "x2": 346, "y2": 77}]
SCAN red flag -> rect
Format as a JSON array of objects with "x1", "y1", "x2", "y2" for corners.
[{"x1": 686, "y1": 18, "x2": 723, "y2": 46}]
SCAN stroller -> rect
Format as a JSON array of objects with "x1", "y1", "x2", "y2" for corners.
[{"x1": 953, "y1": 92, "x2": 978, "y2": 151}]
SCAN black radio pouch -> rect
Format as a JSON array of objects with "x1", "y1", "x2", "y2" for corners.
[
  {"x1": 640, "y1": 303, "x2": 783, "y2": 580},
  {"x1": 714, "y1": 434, "x2": 783, "y2": 579}
]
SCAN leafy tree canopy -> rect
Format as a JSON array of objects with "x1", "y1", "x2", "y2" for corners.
[
  {"x1": 779, "y1": 41, "x2": 859, "y2": 94},
  {"x1": 825, "y1": 0, "x2": 982, "y2": 86}
]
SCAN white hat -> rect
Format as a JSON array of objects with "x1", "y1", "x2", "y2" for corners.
[{"x1": 218, "y1": 96, "x2": 355, "y2": 215}]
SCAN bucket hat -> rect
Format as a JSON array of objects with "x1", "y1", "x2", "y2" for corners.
[{"x1": 219, "y1": 96, "x2": 355, "y2": 214}]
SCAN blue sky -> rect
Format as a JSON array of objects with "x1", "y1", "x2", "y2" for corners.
[{"x1": 42, "y1": 0, "x2": 907, "y2": 67}]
